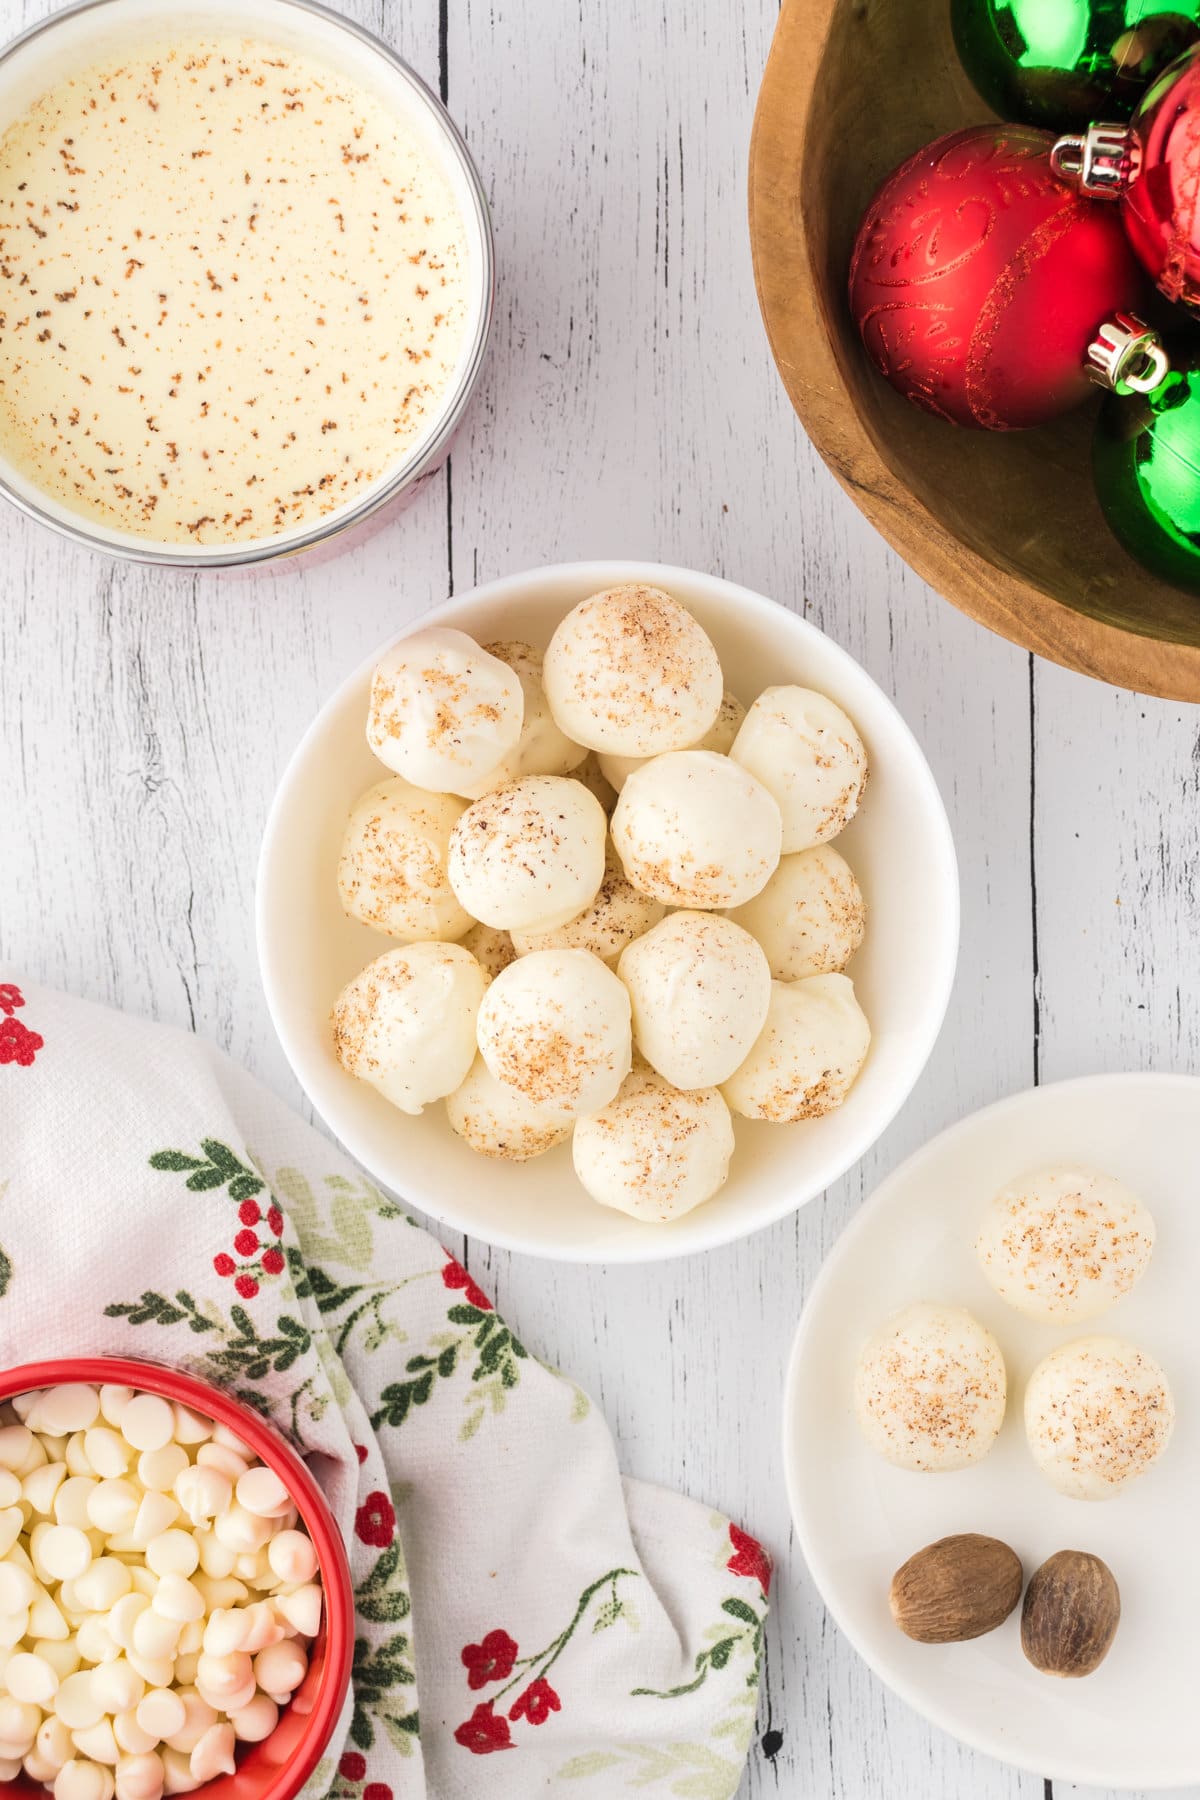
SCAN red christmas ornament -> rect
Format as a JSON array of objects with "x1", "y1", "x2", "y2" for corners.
[
  {"x1": 1052, "y1": 43, "x2": 1200, "y2": 307},
  {"x1": 848, "y1": 124, "x2": 1155, "y2": 428}
]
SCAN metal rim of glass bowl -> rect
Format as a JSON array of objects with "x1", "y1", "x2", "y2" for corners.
[{"x1": 0, "y1": 0, "x2": 496, "y2": 568}]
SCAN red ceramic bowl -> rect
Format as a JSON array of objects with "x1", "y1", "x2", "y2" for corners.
[{"x1": 0, "y1": 1357, "x2": 354, "y2": 1800}]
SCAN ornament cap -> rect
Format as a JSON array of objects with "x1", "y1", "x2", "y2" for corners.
[
  {"x1": 1051, "y1": 123, "x2": 1138, "y2": 195},
  {"x1": 1087, "y1": 313, "x2": 1170, "y2": 395}
]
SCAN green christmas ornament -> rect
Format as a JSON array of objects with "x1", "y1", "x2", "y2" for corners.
[
  {"x1": 951, "y1": 0, "x2": 1200, "y2": 129},
  {"x1": 1094, "y1": 349, "x2": 1200, "y2": 592}
]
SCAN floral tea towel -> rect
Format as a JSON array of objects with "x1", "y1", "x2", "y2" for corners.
[{"x1": 0, "y1": 980, "x2": 770, "y2": 1799}]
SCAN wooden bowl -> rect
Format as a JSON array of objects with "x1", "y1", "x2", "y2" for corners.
[{"x1": 748, "y1": 0, "x2": 1200, "y2": 701}]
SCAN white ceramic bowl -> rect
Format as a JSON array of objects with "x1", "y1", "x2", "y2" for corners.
[
  {"x1": 0, "y1": 0, "x2": 493, "y2": 569},
  {"x1": 257, "y1": 560, "x2": 959, "y2": 1261}
]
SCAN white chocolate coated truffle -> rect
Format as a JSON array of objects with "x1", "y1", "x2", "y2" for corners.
[
  {"x1": 445, "y1": 1056, "x2": 573, "y2": 1162},
  {"x1": 731, "y1": 686, "x2": 868, "y2": 853},
  {"x1": 598, "y1": 691, "x2": 746, "y2": 793},
  {"x1": 332, "y1": 943, "x2": 486, "y2": 1115},
  {"x1": 366, "y1": 627, "x2": 523, "y2": 794},
  {"x1": 454, "y1": 642, "x2": 587, "y2": 797},
  {"x1": 617, "y1": 912, "x2": 771, "y2": 1089},
  {"x1": 611, "y1": 751, "x2": 781, "y2": 908},
  {"x1": 543, "y1": 585, "x2": 723, "y2": 755},
  {"x1": 511, "y1": 842, "x2": 665, "y2": 963},
  {"x1": 573, "y1": 1063, "x2": 735, "y2": 1222},
  {"x1": 476, "y1": 949, "x2": 632, "y2": 1119},
  {"x1": 721, "y1": 974, "x2": 870, "y2": 1122},
  {"x1": 458, "y1": 922, "x2": 517, "y2": 984},
  {"x1": 337, "y1": 777, "x2": 471, "y2": 943},
  {"x1": 1024, "y1": 1335, "x2": 1174, "y2": 1499},
  {"x1": 854, "y1": 1302, "x2": 1007, "y2": 1472},
  {"x1": 977, "y1": 1166, "x2": 1155, "y2": 1323},
  {"x1": 727, "y1": 845, "x2": 865, "y2": 981},
  {"x1": 448, "y1": 776, "x2": 607, "y2": 932}
]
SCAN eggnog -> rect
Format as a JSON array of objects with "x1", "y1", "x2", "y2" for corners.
[{"x1": 0, "y1": 36, "x2": 471, "y2": 544}]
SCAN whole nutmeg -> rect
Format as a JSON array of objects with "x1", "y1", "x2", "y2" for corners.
[
  {"x1": 889, "y1": 1533, "x2": 1023, "y2": 1644},
  {"x1": 1021, "y1": 1550, "x2": 1120, "y2": 1677}
]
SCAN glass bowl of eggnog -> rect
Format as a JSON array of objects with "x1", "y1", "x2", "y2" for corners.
[{"x1": 0, "y1": 0, "x2": 493, "y2": 566}]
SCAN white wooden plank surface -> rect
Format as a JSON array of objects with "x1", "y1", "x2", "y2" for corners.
[{"x1": 1, "y1": 0, "x2": 1196, "y2": 1795}]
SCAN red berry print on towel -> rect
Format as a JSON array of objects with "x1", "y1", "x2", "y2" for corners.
[
  {"x1": 0, "y1": 984, "x2": 25, "y2": 1016},
  {"x1": 726, "y1": 1523, "x2": 772, "y2": 1596},
  {"x1": 338, "y1": 1754, "x2": 366, "y2": 1783},
  {"x1": 0, "y1": 1017, "x2": 43, "y2": 1067},
  {"x1": 362, "y1": 1785, "x2": 393, "y2": 1800},
  {"x1": 508, "y1": 1677, "x2": 561, "y2": 1725},
  {"x1": 453, "y1": 1702, "x2": 513, "y2": 1755},
  {"x1": 462, "y1": 1629, "x2": 518, "y2": 1691},
  {"x1": 453, "y1": 1570, "x2": 635, "y2": 1755},
  {"x1": 355, "y1": 1490, "x2": 396, "y2": 1549},
  {"x1": 441, "y1": 1257, "x2": 492, "y2": 1312}
]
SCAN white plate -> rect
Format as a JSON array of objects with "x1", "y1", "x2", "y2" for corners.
[
  {"x1": 258, "y1": 560, "x2": 958, "y2": 1263},
  {"x1": 784, "y1": 1073, "x2": 1200, "y2": 1788}
]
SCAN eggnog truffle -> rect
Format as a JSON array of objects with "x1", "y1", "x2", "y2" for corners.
[
  {"x1": 476, "y1": 949, "x2": 632, "y2": 1118},
  {"x1": 511, "y1": 842, "x2": 666, "y2": 962},
  {"x1": 618, "y1": 912, "x2": 771, "y2": 1089},
  {"x1": 446, "y1": 1056, "x2": 572, "y2": 1162},
  {"x1": 573, "y1": 1063, "x2": 735, "y2": 1222},
  {"x1": 459, "y1": 921, "x2": 518, "y2": 984},
  {"x1": 977, "y1": 1166, "x2": 1155, "y2": 1323},
  {"x1": 1025, "y1": 1336, "x2": 1174, "y2": 1500},
  {"x1": 854, "y1": 1302, "x2": 1007, "y2": 1472},
  {"x1": 727, "y1": 845, "x2": 865, "y2": 981},
  {"x1": 598, "y1": 691, "x2": 746, "y2": 793},
  {"x1": 332, "y1": 943, "x2": 486, "y2": 1115},
  {"x1": 611, "y1": 751, "x2": 782, "y2": 908},
  {"x1": 337, "y1": 777, "x2": 471, "y2": 943},
  {"x1": 731, "y1": 686, "x2": 868, "y2": 853},
  {"x1": 455, "y1": 641, "x2": 587, "y2": 798},
  {"x1": 543, "y1": 585, "x2": 723, "y2": 755},
  {"x1": 721, "y1": 973, "x2": 870, "y2": 1122},
  {"x1": 447, "y1": 776, "x2": 607, "y2": 931},
  {"x1": 367, "y1": 627, "x2": 524, "y2": 794}
]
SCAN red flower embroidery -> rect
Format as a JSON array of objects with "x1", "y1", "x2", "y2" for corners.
[
  {"x1": 234, "y1": 1274, "x2": 259, "y2": 1300},
  {"x1": 261, "y1": 1247, "x2": 285, "y2": 1276},
  {"x1": 727, "y1": 1523, "x2": 772, "y2": 1595},
  {"x1": 442, "y1": 1257, "x2": 492, "y2": 1312},
  {"x1": 213, "y1": 1253, "x2": 236, "y2": 1278},
  {"x1": 238, "y1": 1199, "x2": 261, "y2": 1227},
  {"x1": 338, "y1": 1753, "x2": 366, "y2": 1783},
  {"x1": 461, "y1": 1628, "x2": 517, "y2": 1690},
  {"x1": 363, "y1": 1785, "x2": 392, "y2": 1800},
  {"x1": 0, "y1": 1018, "x2": 43, "y2": 1067},
  {"x1": 267, "y1": 1206, "x2": 284, "y2": 1237},
  {"x1": 234, "y1": 1228, "x2": 259, "y2": 1257},
  {"x1": 355, "y1": 1490, "x2": 396, "y2": 1548},
  {"x1": 453, "y1": 1701, "x2": 513, "y2": 1754},
  {"x1": 0, "y1": 984, "x2": 24, "y2": 1016},
  {"x1": 508, "y1": 1677, "x2": 560, "y2": 1725}
]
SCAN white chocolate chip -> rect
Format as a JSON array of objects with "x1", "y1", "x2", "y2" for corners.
[
  {"x1": 266, "y1": 1530, "x2": 318, "y2": 1585},
  {"x1": 82, "y1": 1431, "x2": 131, "y2": 1481},
  {"x1": 112, "y1": 1712, "x2": 157, "y2": 1758},
  {"x1": 135, "y1": 1692, "x2": 185, "y2": 1744},
  {"x1": 188, "y1": 1722, "x2": 235, "y2": 1784},
  {"x1": 119, "y1": 1400, "x2": 174, "y2": 1457},
  {"x1": 230, "y1": 1694, "x2": 277, "y2": 1742},
  {"x1": 33, "y1": 1388, "x2": 101, "y2": 1438},
  {"x1": 71, "y1": 1720, "x2": 119, "y2": 1767},
  {"x1": 55, "y1": 1671, "x2": 105, "y2": 1732},
  {"x1": 7, "y1": 1650, "x2": 60, "y2": 1704},
  {"x1": 114, "y1": 1749, "x2": 164, "y2": 1800},
  {"x1": 55, "y1": 1759, "x2": 115, "y2": 1800}
]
